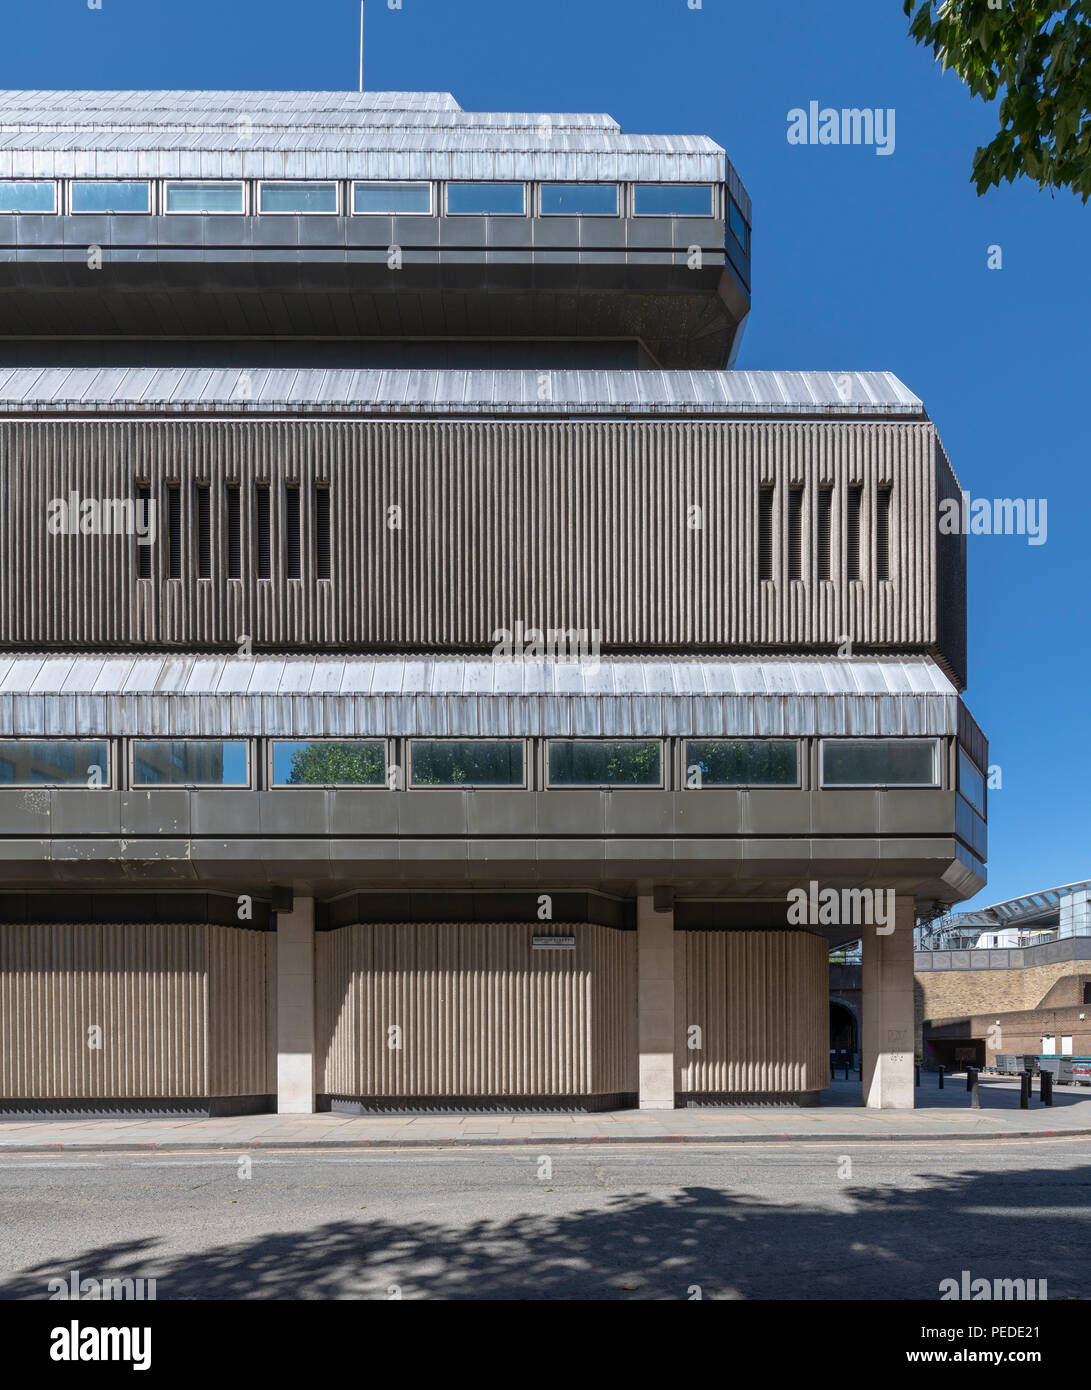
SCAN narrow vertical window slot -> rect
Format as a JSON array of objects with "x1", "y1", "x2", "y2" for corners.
[
  {"x1": 315, "y1": 485, "x2": 331, "y2": 580},
  {"x1": 816, "y1": 486, "x2": 832, "y2": 582},
  {"x1": 788, "y1": 486, "x2": 803, "y2": 581},
  {"x1": 758, "y1": 485, "x2": 774, "y2": 582},
  {"x1": 196, "y1": 484, "x2": 211, "y2": 580},
  {"x1": 135, "y1": 484, "x2": 152, "y2": 580},
  {"x1": 166, "y1": 485, "x2": 182, "y2": 580},
  {"x1": 226, "y1": 484, "x2": 241, "y2": 579},
  {"x1": 285, "y1": 485, "x2": 301, "y2": 580},
  {"x1": 256, "y1": 484, "x2": 271, "y2": 580},
  {"x1": 876, "y1": 485, "x2": 892, "y2": 581},
  {"x1": 846, "y1": 484, "x2": 863, "y2": 582}
]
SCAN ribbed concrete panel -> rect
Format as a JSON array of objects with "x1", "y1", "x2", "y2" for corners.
[
  {"x1": 316, "y1": 922, "x2": 636, "y2": 1098},
  {"x1": 678, "y1": 930, "x2": 828, "y2": 1094},
  {"x1": 0, "y1": 419, "x2": 959, "y2": 681},
  {"x1": 208, "y1": 926, "x2": 269, "y2": 1097},
  {"x1": 0, "y1": 922, "x2": 267, "y2": 1098}
]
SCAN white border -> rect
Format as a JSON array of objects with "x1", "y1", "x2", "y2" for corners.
[
  {"x1": 129, "y1": 738, "x2": 251, "y2": 789},
  {"x1": 164, "y1": 180, "x2": 247, "y2": 216},
  {"x1": 257, "y1": 180, "x2": 341, "y2": 216},
  {"x1": 351, "y1": 180, "x2": 433, "y2": 216},
  {"x1": 819, "y1": 737, "x2": 940, "y2": 789}
]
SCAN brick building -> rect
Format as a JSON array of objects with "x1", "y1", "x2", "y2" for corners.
[{"x1": 916, "y1": 884, "x2": 1091, "y2": 1067}]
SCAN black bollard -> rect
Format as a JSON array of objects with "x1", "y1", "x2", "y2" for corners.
[
  {"x1": 1020, "y1": 1071, "x2": 1031, "y2": 1109},
  {"x1": 969, "y1": 1069, "x2": 980, "y2": 1108},
  {"x1": 1041, "y1": 1071, "x2": 1053, "y2": 1107},
  {"x1": 938, "y1": 1065, "x2": 944, "y2": 1089},
  {"x1": 966, "y1": 1067, "x2": 975, "y2": 1092},
  {"x1": 915, "y1": 1063, "x2": 920, "y2": 1087}
]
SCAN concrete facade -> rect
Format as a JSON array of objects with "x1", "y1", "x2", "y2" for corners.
[{"x1": 0, "y1": 88, "x2": 988, "y2": 1114}]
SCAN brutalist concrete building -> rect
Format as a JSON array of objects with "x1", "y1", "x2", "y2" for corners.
[{"x1": 0, "y1": 90, "x2": 987, "y2": 1115}]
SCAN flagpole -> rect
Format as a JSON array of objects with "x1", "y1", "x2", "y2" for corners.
[{"x1": 358, "y1": 1, "x2": 364, "y2": 93}]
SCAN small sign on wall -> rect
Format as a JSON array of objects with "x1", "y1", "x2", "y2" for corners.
[{"x1": 533, "y1": 935, "x2": 576, "y2": 950}]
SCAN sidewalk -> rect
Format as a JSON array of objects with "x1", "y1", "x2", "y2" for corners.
[{"x1": 1, "y1": 1075, "x2": 1087, "y2": 1150}]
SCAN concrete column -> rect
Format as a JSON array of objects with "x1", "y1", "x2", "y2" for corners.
[
  {"x1": 276, "y1": 895, "x2": 315, "y2": 1114},
  {"x1": 862, "y1": 893, "x2": 915, "y2": 1109},
  {"x1": 637, "y1": 892, "x2": 676, "y2": 1109}
]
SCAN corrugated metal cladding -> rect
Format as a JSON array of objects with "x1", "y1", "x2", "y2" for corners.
[
  {"x1": 0, "y1": 368, "x2": 923, "y2": 416},
  {"x1": 0, "y1": 922, "x2": 268, "y2": 1099},
  {"x1": 0, "y1": 91, "x2": 467, "y2": 115},
  {"x1": 316, "y1": 923, "x2": 636, "y2": 1099},
  {"x1": 0, "y1": 654, "x2": 964, "y2": 738},
  {"x1": 0, "y1": 418, "x2": 963, "y2": 686},
  {"x1": 0, "y1": 88, "x2": 747, "y2": 213},
  {"x1": 678, "y1": 931, "x2": 828, "y2": 1094}
]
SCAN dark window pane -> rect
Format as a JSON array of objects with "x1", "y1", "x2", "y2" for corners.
[
  {"x1": 71, "y1": 182, "x2": 150, "y2": 214},
  {"x1": 315, "y1": 486, "x2": 331, "y2": 579},
  {"x1": 817, "y1": 486, "x2": 832, "y2": 582},
  {"x1": 132, "y1": 741, "x2": 248, "y2": 786},
  {"x1": 285, "y1": 486, "x2": 301, "y2": 580},
  {"x1": 540, "y1": 184, "x2": 619, "y2": 216},
  {"x1": 548, "y1": 741, "x2": 661, "y2": 787},
  {"x1": 0, "y1": 741, "x2": 109, "y2": 786},
  {"x1": 822, "y1": 740, "x2": 937, "y2": 787},
  {"x1": 136, "y1": 484, "x2": 152, "y2": 580},
  {"x1": 410, "y1": 741, "x2": 524, "y2": 786},
  {"x1": 446, "y1": 183, "x2": 525, "y2": 215},
  {"x1": 273, "y1": 740, "x2": 385, "y2": 786},
  {"x1": 685, "y1": 741, "x2": 798, "y2": 787},
  {"x1": 167, "y1": 486, "x2": 182, "y2": 579},
  {"x1": 256, "y1": 485, "x2": 271, "y2": 579},
  {"x1": 759, "y1": 486, "x2": 774, "y2": 581},
  {"x1": 728, "y1": 197, "x2": 749, "y2": 249},
  {"x1": 846, "y1": 485, "x2": 863, "y2": 582},
  {"x1": 353, "y1": 182, "x2": 431, "y2": 214},
  {"x1": 876, "y1": 485, "x2": 892, "y2": 581},
  {"x1": 633, "y1": 184, "x2": 715, "y2": 216},
  {"x1": 226, "y1": 484, "x2": 241, "y2": 579},
  {"x1": 196, "y1": 485, "x2": 211, "y2": 579},
  {"x1": 958, "y1": 747, "x2": 986, "y2": 814},
  {"x1": 788, "y1": 487, "x2": 803, "y2": 581}
]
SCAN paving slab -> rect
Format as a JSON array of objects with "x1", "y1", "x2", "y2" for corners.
[{"x1": 1, "y1": 1076, "x2": 1088, "y2": 1151}]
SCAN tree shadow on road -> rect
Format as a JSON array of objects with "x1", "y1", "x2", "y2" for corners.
[{"x1": 2, "y1": 1156, "x2": 1087, "y2": 1300}]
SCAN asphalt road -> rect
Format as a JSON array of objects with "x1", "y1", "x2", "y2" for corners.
[{"x1": 1, "y1": 1140, "x2": 1088, "y2": 1300}]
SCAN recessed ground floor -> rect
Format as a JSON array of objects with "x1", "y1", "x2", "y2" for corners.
[{"x1": 0, "y1": 886, "x2": 920, "y2": 1114}]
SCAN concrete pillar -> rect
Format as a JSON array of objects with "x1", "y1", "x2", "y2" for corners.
[
  {"x1": 862, "y1": 893, "x2": 915, "y2": 1109},
  {"x1": 637, "y1": 892, "x2": 676, "y2": 1109},
  {"x1": 276, "y1": 895, "x2": 315, "y2": 1114}
]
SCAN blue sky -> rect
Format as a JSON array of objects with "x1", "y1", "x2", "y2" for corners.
[{"x1": 2, "y1": 0, "x2": 1086, "y2": 912}]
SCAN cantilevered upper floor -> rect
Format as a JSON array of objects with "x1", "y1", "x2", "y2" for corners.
[
  {"x1": 0, "y1": 368, "x2": 968, "y2": 688},
  {"x1": 0, "y1": 89, "x2": 751, "y2": 368}
]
